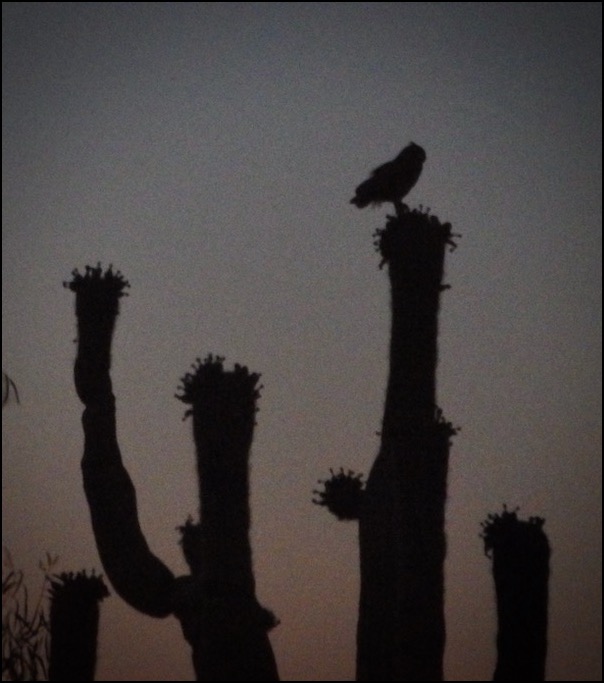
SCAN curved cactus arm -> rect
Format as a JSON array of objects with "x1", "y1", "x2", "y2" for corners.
[
  {"x1": 81, "y1": 400, "x2": 176, "y2": 617},
  {"x1": 66, "y1": 265, "x2": 176, "y2": 618}
]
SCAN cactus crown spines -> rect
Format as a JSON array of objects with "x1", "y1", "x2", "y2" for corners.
[
  {"x1": 175, "y1": 354, "x2": 262, "y2": 421},
  {"x1": 64, "y1": 263, "x2": 130, "y2": 297},
  {"x1": 480, "y1": 504, "x2": 548, "y2": 558},
  {"x1": 313, "y1": 468, "x2": 365, "y2": 521},
  {"x1": 64, "y1": 264, "x2": 130, "y2": 326},
  {"x1": 373, "y1": 206, "x2": 459, "y2": 269},
  {"x1": 49, "y1": 570, "x2": 109, "y2": 601}
]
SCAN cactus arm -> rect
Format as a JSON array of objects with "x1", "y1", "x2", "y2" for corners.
[
  {"x1": 66, "y1": 265, "x2": 176, "y2": 618},
  {"x1": 80, "y1": 399, "x2": 176, "y2": 617}
]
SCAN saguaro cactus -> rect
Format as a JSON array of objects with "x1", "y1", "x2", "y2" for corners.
[
  {"x1": 316, "y1": 209, "x2": 457, "y2": 681},
  {"x1": 175, "y1": 356, "x2": 279, "y2": 681},
  {"x1": 48, "y1": 571, "x2": 109, "y2": 681},
  {"x1": 482, "y1": 507, "x2": 550, "y2": 681},
  {"x1": 357, "y1": 211, "x2": 457, "y2": 681},
  {"x1": 65, "y1": 265, "x2": 278, "y2": 681}
]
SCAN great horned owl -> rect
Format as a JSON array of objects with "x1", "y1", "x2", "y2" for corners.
[{"x1": 351, "y1": 143, "x2": 426, "y2": 216}]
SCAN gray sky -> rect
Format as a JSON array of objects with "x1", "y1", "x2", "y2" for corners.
[{"x1": 2, "y1": 2, "x2": 602, "y2": 680}]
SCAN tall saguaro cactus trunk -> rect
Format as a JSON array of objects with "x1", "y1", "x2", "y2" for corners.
[
  {"x1": 482, "y1": 508, "x2": 550, "y2": 681},
  {"x1": 176, "y1": 358, "x2": 279, "y2": 681},
  {"x1": 356, "y1": 212, "x2": 457, "y2": 681},
  {"x1": 65, "y1": 266, "x2": 279, "y2": 681}
]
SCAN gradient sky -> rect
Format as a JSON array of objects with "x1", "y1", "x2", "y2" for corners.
[{"x1": 2, "y1": 3, "x2": 602, "y2": 680}]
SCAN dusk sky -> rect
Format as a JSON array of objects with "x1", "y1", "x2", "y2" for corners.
[{"x1": 2, "y1": 2, "x2": 601, "y2": 680}]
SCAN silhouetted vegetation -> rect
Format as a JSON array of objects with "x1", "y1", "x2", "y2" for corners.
[
  {"x1": 2, "y1": 550, "x2": 108, "y2": 682},
  {"x1": 365, "y1": 207, "x2": 457, "y2": 681},
  {"x1": 2, "y1": 550, "x2": 52, "y2": 681},
  {"x1": 482, "y1": 507, "x2": 550, "y2": 681},
  {"x1": 65, "y1": 266, "x2": 279, "y2": 681},
  {"x1": 317, "y1": 147, "x2": 548, "y2": 681},
  {"x1": 174, "y1": 355, "x2": 279, "y2": 681},
  {"x1": 2, "y1": 374, "x2": 20, "y2": 408},
  {"x1": 313, "y1": 468, "x2": 365, "y2": 521},
  {"x1": 48, "y1": 571, "x2": 108, "y2": 682},
  {"x1": 60, "y1": 147, "x2": 551, "y2": 681},
  {"x1": 317, "y1": 205, "x2": 458, "y2": 680}
]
